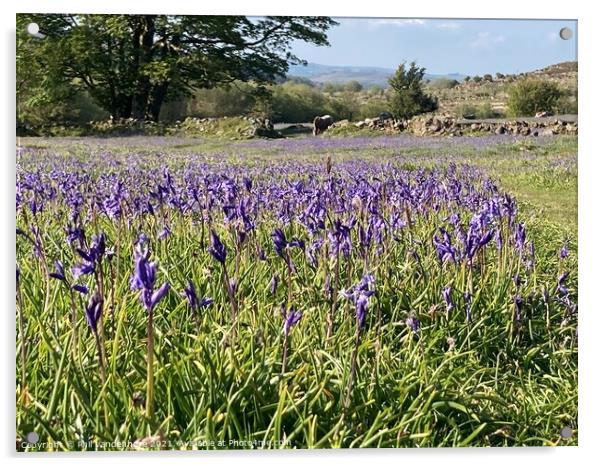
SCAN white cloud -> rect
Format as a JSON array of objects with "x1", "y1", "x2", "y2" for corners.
[
  {"x1": 368, "y1": 18, "x2": 426, "y2": 27},
  {"x1": 470, "y1": 32, "x2": 506, "y2": 49},
  {"x1": 436, "y1": 22, "x2": 461, "y2": 30}
]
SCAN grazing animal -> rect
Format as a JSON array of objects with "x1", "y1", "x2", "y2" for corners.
[{"x1": 313, "y1": 115, "x2": 334, "y2": 136}]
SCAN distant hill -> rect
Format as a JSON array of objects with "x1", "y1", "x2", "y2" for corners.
[
  {"x1": 429, "y1": 61, "x2": 577, "y2": 116},
  {"x1": 288, "y1": 62, "x2": 466, "y2": 88}
]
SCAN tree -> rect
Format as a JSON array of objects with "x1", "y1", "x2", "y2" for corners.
[
  {"x1": 506, "y1": 79, "x2": 562, "y2": 116},
  {"x1": 430, "y1": 78, "x2": 459, "y2": 90},
  {"x1": 344, "y1": 80, "x2": 363, "y2": 93},
  {"x1": 270, "y1": 82, "x2": 328, "y2": 123},
  {"x1": 483, "y1": 74, "x2": 493, "y2": 82},
  {"x1": 473, "y1": 76, "x2": 483, "y2": 83},
  {"x1": 387, "y1": 61, "x2": 437, "y2": 119},
  {"x1": 17, "y1": 14, "x2": 337, "y2": 122}
]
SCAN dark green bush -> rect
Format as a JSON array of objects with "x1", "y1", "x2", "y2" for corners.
[
  {"x1": 506, "y1": 79, "x2": 562, "y2": 117},
  {"x1": 388, "y1": 61, "x2": 438, "y2": 119}
]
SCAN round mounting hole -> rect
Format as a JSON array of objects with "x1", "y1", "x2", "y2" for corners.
[
  {"x1": 26, "y1": 23, "x2": 40, "y2": 36},
  {"x1": 559, "y1": 27, "x2": 573, "y2": 40},
  {"x1": 560, "y1": 426, "x2": 573, "y2": 439}
]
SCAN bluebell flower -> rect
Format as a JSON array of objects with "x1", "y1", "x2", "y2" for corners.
[{"x1": 208, "y1": 230, "x2": 227, "y2": 264}]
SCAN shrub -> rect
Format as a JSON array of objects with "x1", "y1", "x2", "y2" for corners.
[
  {"x1": 388, "y1": 61, "x2": 438, "y2": 119},
  {"x1": 506, "y1": 79, "x2": 562, "y2": 117},
  {"x1": 270, "y1": 82, "x2": 329, "y2": 122},
  {"x1": 344, "y1": 81, "x2": 363, "y2": 93},
  {"x1": 457, "y1": 102, "x2": 503, "y2": 119},
  {"x1": 429, "y1": 78, "x2": 460, "y2": 90},
  {"x1": 456, "y1": 104, "x2": 478, "y2": 119},
  {"x1": 357, "y1": 100, "x2": 390, "y2": 120}
]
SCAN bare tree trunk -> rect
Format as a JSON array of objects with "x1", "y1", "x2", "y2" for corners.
[
  {"x1": 148, "y1": 81, "x2": 169, "y2": 122},
  {"x1": 131, "y1": 15, "x2": 156, "y2": 120}
]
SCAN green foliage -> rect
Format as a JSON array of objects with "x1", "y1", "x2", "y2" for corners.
[
  {"x1": 322, "y1": 83, "x2": 339, "y2": 94},
  {"x1": 507, "y1": 79, "x2": 563, "y2": 117},
  {"x1": 322, "y1": 81, "x2": 363, "y2": 94},
  {"x1": 17, "y1": 14, "x2": 337, "y2": 122},
  {"x1": 356, "y1": 99, "x2": 390, "y2": 120},
  {"x1": 161, "y1": 82, "x2": 259, "y2": 121},
  {"x1": 285, "y1": 76, "x2": 316, "y2": 87},
  {"x1": 344, "y1": 80, "x2": 363, "y2": 92},
  {"x1": 429, "y1": 78, "x2": 460, "y2": 90},
  {"x1": 472, "y1": 76, "x2": 483, "y2": 83},
  {"x1": 16, "y1": 136, "x2": 578, "y2": 449},
  {"x1": 270, "y1": 82, "x2": 329, "y2": 122},
  {"x1": 456, "y1": 102, "x2": 503, "y2": 120},
  {"x1": 556, "y1": 89, "x2": 578, "y2": 115},
  {"x1": 483, "y1": 74, "x2": 493, "y2": 82},
  {"x1": 325, "y1": 92, "x2": 359, "y2": 121},
  {"x1": 387, "y1": 61, "x2": 438, "y2": 119}
]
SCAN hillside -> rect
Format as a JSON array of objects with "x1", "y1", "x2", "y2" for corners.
[
  {"x1": 428, "y1": 61, "x2": 578, "y2": 116},
  {"x1": 288, "y1": 62, "x2": 465, "y2": 88}
]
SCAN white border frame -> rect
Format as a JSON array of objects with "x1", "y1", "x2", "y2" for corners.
[{"x1": 2, "y1": 2, "x2": 599, "y2": 465}]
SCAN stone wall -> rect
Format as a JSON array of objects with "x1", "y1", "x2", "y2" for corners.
[{"x1": 347, "y1": 114, "x2": 577, "y2": 137}]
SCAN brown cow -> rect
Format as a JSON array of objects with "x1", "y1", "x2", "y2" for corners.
[{"x1": 313, "y1": 115, "x2": 334, "y2": 136}]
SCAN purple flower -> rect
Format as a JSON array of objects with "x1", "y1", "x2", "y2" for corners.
[
  {"x1": 271, "y1": 228, "x2": 287, "y2": 258},
  {"x1": 269, "y1": 274, "x2": 279, "y2": 296},
  {"x1": 71, "y1": 232, "x2": 107, "y2": 279},
  {"x1": 342, "y1": 274, "x2": 375, "y2": 329},
  {"x1": 72, "y1": 263, "x2": 95, "y2": 279},
  {"x1": 433, "y1": 228, "x2": 457, "y2": 264},
  {"x1": 559, "y1": 244, "x2": 569, "y2": 259},
  {"x1": 199, "y1": 297, "x2": 213, "y2": 307},
  {"x1": 72, "y1": 284, "x2": 89, "y2": 294},
  {"x1": 442, "y1": 286, "x2": 454, "y2": 315},
  {"x1": 157, "y1": 226, "x2": 171, "y2": 240},
  {"x1": 130, "y1": 244, "x2": 170, "y2": 312},
  {"x1": 328, "y1": 219, "x2": 352, "y2": 258},
  {"x1": 271, "y1": 228, "x2": 304, "y2": 260},
  {"x1": 183, "y1": 280, "x2": 199, "y2": 309},
  {"x1": 406, "y1": 313, "x2": 420, "y2": 334},
  {"x1": 208, "y1": 230, "x2": 227, "y2": 264},
  {"x1": 183, "y1": 280, "x2": 213, "y2": 312},
  {"x1": 85, "y1": 293, "x2": 103, "y2": 333},
  {"x1": 228, "y1": 278, "x2": 237, "y2": 296},
  {"x1": 477, "y1": 230, "x2": 493, "y2": 249},
  {"x1": 283, "y1": 308, "x2": 303, "y2": 338},
  {"x1": 149, "y1": 282, "x2": 170, "y2": 310},
  {"x1": 464, "y1": 292, "x2": 472, "y2": 323},
  {"x1": 130, "y1": 247, "x2": 156, "y2": 291},
  {"x1": 514, "y1": 223, "x2": 526, "y2": 251},
  {"x1": 355, "y1": 294, "x2": 369, "y2": 328},
  {"x1": 495, "y1": 228, "x2": 503, "y2": 250},
  {"x1": 49, "y1": 260, "x2": 66, "y2": 281},
  {"x1": 557, "y1": 272, "x2": 569, "y2": 297}
]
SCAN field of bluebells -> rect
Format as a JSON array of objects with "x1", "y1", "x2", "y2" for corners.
[{"x1": 16, "y1": 134, "x2": 577, "y2": 450}]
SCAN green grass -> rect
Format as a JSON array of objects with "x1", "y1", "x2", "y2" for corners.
[{"x1": 16, "y1": 135, "x2": 577, "y2": 450}]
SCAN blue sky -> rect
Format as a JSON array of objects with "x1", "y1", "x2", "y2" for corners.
[{"x1": 290, "y1": 18, "x2": 577, "y2": 75}]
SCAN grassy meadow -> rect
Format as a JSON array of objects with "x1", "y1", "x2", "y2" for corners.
[{"x1": 16, "y1": 134, "x2": 577, "y2": 450}]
